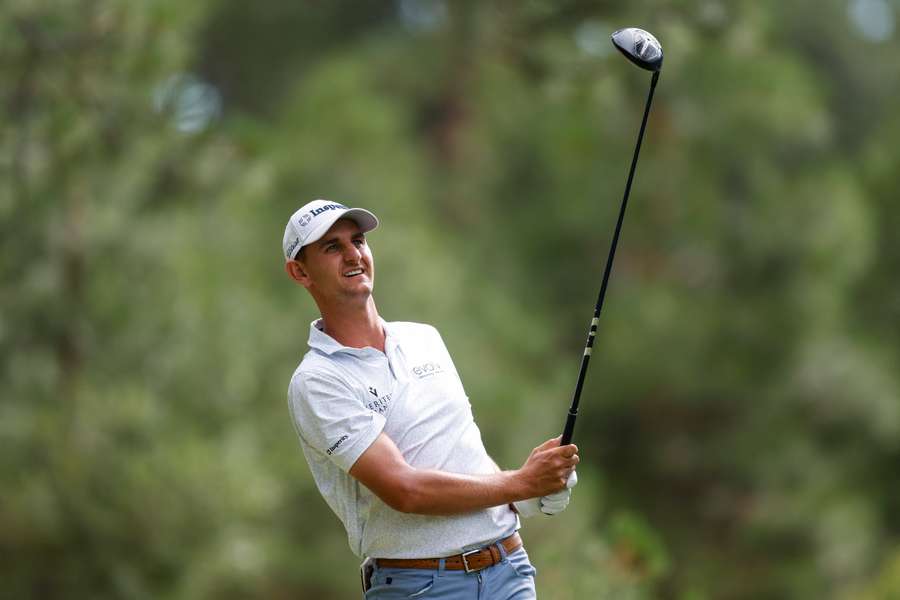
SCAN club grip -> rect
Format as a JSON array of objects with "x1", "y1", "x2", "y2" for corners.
[{"x1": 561, "y1": 411, "x2": 577, "y2": 446}]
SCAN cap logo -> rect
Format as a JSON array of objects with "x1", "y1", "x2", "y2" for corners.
[
  {"x1": 286, "y1": 237, "x2": 301, "y2": 257},
  {"x1": 298, "y1": 203, "x2": 346, "y2": 228},
  {"x1": 309, "y1": 203, "x2": 347, "y2": 218}
]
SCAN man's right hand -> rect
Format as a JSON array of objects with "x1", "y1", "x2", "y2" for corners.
[{"x1": 515, "y1": 436, "x2": 579, "y2": 498}]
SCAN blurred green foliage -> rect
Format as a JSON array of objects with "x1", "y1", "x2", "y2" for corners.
[{"x1": 2, "y1": 1, "x2": 900, "y2": 598}]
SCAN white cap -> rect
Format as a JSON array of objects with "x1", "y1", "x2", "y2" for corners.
[{"x1": 282, "y1": 199, "x2": 379, "y2": 260}]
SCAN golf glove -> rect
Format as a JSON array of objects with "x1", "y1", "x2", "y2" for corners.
[{"x1": 513, "y1": 471, "x2": 578, "y2": 518}]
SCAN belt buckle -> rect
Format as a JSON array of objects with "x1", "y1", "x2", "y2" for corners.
[{"x1": 461, "y1": 548, "x2": 481, "y2": 573}]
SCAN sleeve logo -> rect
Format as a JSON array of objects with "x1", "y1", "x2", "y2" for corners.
[{"x1": 325, "y1": 435, "x2": 349, "y2": 456}]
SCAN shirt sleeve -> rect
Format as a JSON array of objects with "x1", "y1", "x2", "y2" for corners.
[{"x1": 288, "y1": 368, "x2": 386, "y2": 472}]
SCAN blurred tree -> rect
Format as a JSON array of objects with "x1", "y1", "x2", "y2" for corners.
[{"x1": 0, "y1": 0, "x2": 262, "y2": 597}]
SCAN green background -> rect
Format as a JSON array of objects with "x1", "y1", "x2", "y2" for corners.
[{"x1": 3, "y1": 1, "x2": 900, "y2": 598}]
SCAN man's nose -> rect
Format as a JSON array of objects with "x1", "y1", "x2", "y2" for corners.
[{"x1": 342, "y1": 244, "x2": 361, "y2": 261}]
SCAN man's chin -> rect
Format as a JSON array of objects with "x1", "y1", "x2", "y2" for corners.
[{"x1": 339, "y1": 283, "x2": 373, "y2": 300}]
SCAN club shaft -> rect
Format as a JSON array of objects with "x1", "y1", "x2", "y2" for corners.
[{"x1": 561, "y1": 70, "x2": 659, "y2": 446}]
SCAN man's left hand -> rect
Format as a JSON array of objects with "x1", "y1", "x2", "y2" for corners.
[{"x1": 513, "y1": 470, "x2": 578, "y2": 517}]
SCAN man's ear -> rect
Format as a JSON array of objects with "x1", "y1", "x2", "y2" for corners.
[{"x1": 285, "y1": 259, "x2": 311, "y2": 287}]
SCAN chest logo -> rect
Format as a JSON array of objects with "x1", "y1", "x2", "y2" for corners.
[
  {"x1": 412, "y1": 361, "x2": 444, "y2": 379},
  {"x1": 366, "y1": 388, "x2": 392, "y2": 414}
]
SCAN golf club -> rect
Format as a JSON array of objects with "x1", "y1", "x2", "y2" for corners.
[{"x1": 560, "y1": 28, "x2": 663, "y2": 446}]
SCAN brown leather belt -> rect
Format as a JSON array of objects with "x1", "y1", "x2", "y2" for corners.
[{"x1": 375, "y1": 533, "x2": 522, "y2": 573}]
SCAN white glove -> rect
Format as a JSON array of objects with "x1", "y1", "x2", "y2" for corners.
[{"x1": 513, "y1": 471, "x2": 578, "y2": 517}]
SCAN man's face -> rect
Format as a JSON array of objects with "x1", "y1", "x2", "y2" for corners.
[{"x1": 289, "y1": 219, "x2": 375, "y2": 305}]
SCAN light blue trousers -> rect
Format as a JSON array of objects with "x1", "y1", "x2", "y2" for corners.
[{"x1": 364, "y1": 544, "x2": 537, "y2": 599}]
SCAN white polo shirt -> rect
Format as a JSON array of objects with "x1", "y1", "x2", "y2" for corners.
[{"x1": 287, "y1": 319, "x2": 518, "y2": 559}]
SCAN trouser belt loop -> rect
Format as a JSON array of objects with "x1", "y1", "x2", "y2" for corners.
[
  {"x1": 497, "y1": 538, "x2": 510, "y2": 560},
  {"x1": 438, "y1": 557, "x2": 446, "y2": 577}
]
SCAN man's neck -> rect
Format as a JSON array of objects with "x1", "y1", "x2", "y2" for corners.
[{"x1": 319, "y1": 299, "x2": 385, "y2": 352}]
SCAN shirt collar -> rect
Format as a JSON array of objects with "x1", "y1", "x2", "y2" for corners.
[{"x1": 307, "y1": 318, "x2": 397, "y2": 356}]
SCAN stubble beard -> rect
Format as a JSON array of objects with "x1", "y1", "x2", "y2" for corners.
[{"x1": 335, "y1": 277, "x2": 374, "y2": 309}]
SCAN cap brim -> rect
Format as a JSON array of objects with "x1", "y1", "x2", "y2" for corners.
[
  {"x1": 341, "y1": 208, "x2": 379, "y2": 234},
  {"x1": 294, "y1": 208, "x2": 379, "y2": 256}
]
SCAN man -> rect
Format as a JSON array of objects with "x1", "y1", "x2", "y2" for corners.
[{"x1": 283, "y1": 199, "x2": 579, "y2": 598}]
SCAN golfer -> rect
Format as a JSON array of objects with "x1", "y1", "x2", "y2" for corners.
[{"x1": 283, "y1": 199, "x2": 579, "y2": 598}]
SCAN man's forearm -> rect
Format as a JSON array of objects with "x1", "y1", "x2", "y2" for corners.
[
  {"x1": 396, "y1": 467, "x2": 530, "y2": 515},
  {"x1": 349, "y1": 432, "x2": 577, "y2": 515}
]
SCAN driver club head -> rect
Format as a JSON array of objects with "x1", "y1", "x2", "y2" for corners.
[{"x1": 611, "y1": 28, "x2": 663, "y2": 72}]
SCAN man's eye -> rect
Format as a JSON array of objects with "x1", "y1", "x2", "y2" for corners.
[{"x1": 354, "y1": 239, "x2": 365, "y2": 247}]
